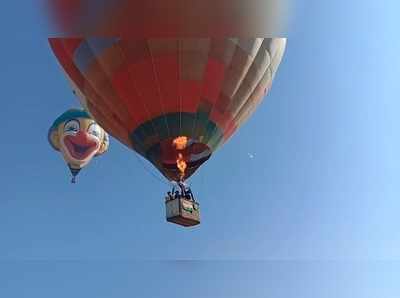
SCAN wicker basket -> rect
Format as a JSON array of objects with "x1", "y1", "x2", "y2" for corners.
[{"x1": 166, "y1": 198, "x2": 200, "y2": 227}]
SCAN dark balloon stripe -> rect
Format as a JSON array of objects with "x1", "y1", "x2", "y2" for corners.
[{"x1": 130, "y1": 112, "x2": 223, "y2": 153}]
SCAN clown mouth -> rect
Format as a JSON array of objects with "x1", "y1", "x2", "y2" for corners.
[{"x1": 64, "y1": 135, "x2": 98, "y2": 160}]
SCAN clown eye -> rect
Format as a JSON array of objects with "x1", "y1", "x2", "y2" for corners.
[
  {"x1": 87, "y1": 123, "x2": 102, "y2": 139},
  {"x1": 64, "y1": 119, "x2": 80, "y2": 134}
]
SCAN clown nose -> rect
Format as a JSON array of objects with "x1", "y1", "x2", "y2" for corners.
[{"x1": 74, "y1": 130, "x2": 92, "y2": 142}]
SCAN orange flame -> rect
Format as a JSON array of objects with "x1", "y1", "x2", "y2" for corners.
[
  {"x1": 172, "y1": 136, "x2": 188, "y2": 150},
  {"x1": 176, "y1": 153, "x2": 187, "y2": 180},
  {"x1": 173, "y1": 136, "x2": 189, "y2": 180}
]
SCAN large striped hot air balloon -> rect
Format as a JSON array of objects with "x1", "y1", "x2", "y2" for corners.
[{"x1": 49, "y1": 38, "x2": 286, "y2": 182}]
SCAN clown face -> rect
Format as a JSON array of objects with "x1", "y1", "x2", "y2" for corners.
[
  {"x1": 49, "y1": 109, "x2": 109, "y2": 172},
  {"x1": 58, "y1": 118, "x2": 105, "y2": 168}
]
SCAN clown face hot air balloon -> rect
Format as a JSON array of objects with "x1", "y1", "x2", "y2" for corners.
[
  {"x1": 48, "y1": 108, "x2": 110, "y2": 183},
  {"x1": 49, "y1": 38, "x2": 286, "y2": 183}
]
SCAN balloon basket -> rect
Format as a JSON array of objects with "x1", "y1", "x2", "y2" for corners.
[{"x1": 165, "y1": 198, "x2": 200, "y2": 227}]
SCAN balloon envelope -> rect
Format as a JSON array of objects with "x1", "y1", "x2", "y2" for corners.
[{"x1": 49, "y1": 38, "x2": 286, "y2": 181}]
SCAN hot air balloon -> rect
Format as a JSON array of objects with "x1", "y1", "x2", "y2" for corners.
[
  {"x1": 49, "y1": 38, "x2": 285, "y2": 226},
  {"x1": 48, "y1": 108, "x2": 110, "y2": 183},
  {"x1": 49, "y1": 38, "x2": 285, "y2": 181}
]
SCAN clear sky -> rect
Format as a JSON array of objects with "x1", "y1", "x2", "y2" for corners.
[{"x1": 0, "y1": 0, "x2": 399, "y2": 297}]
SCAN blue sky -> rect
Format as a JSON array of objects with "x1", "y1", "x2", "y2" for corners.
[{"x1": 0, "y1": 0, "x2": 399, "y2": 297}]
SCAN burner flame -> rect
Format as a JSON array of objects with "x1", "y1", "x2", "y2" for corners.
[
  {"x1": 173, "y1": 136, "x2": 189, "y2": 181},
  {"x1": 173, "y1": 136, "x2": 188, "y2": 150},
  {"x1": 176, "y1": 153, "x2": 187, "y2": 180}
]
